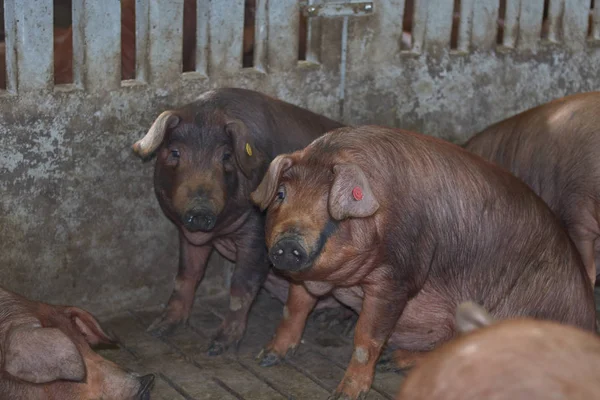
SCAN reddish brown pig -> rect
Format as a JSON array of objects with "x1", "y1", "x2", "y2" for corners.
[
  {"x1": 132, "y1": 87, "x2": 345, "y2": 356},
  {"x1": 464, "y1": 91, "x2": 600, "y2": 288},
  {"x1": 250, "y1": 125, "x2": 595, "y2": 399},
  {"x1": 397, "y1": 301, "x2": 600, "y2": 400},
  {"x1": 0, "y1": 285, "x2": 154, "y2": 399}
]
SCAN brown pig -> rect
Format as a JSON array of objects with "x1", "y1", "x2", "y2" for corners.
[
  {"x1": 396, "y1": 301, "x2": 600, "y2": 400},
  {"x1": 464, "y1": 91, "x2": 600, "y2": 288},
  {"x1": 132, "y1": 87, "x2": 346, "y2": 356},
  {"x1": 0, "y1": 285, "x2": 154, "y2": 399},
  {"x1": 250, "y1": 125, "x2": 596, "y2": 400}
]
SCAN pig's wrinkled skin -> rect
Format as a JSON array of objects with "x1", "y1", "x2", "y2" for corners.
[
  {"x1": 0, "y1": 285, "x2": 154, "y2": 400},
  {"x1": 397, "y1": 301, "x2": 600, "y2": 400},
  {"x1": 464, "y1": 91, "x2": 600, "y2": 288},
  {"x1": 250, "y1": 125, "x2": 596, "y2": 400},
  {"x1": 132, "y1": 88, "x2": 346, "y2": 356}
]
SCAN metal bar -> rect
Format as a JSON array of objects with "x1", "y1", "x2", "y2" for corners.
[
  {"x1": 209, "y1": 0, "x2": 244, "y2": 75},
  {"x1": 72, "y1": 0, "x2": 121, "y2": 90},
  {"x1": 3, "y1": 0, "x2": 17, "y2": 92},
  {"x1": 305, "y1": 0, "x2": 323, "y2": 63},
  {"x1": 471, "y1": 0, "x2": 500, "y2": 50},
  {"x1": 303, "y1": 2, "x2": 373, "y2": 18},
  {"x1": 9, "y1": 0, "x2": 53, "y2": 92}
]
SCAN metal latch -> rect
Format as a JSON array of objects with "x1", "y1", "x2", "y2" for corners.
[{"x1": 300, "y1": 2, "x2": 374, "y2": 18}]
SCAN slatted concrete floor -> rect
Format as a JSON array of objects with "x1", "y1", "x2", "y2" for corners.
[{"x1": 98, "y1": 290, "x2": 405, "y2": 400}]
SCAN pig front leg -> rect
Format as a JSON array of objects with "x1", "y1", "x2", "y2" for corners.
[
  {"x1": 207, "y1": 236, "x2": 271, "y2": 356},
  {"x1": 329, "y1": 277, "x2": 404, "y2": 400},
  {"x1": 147, "y1": 232, "x2": 213, "y2": 337},
  {"x1": 256, "y1": 282, "x2": 318, "y2": 366}
]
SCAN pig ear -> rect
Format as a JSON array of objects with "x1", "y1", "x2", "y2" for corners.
[
  {"x1": 5, "y1": 323, "x2": 86, "y2": 384},
  {"x1": 226, "y1": 119, "x2": 263, "y2": 179},
  {"x1": 328, "y1": 164, "x2": 379, "y2": 220},
  {"x1": 132, "y1": 110, "x2": 181, "y2": 158},
  {"x1": 65, "y1": 306, "x2": 118, "y2": 346},
  {"x1": 250, "y1": 155, "x2": 294, "y2": 211},
  {"x1": 455, "y1": 301, "x2": 494, "y2": 334}
]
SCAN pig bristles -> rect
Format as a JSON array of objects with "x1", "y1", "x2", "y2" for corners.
[{"x1": 132, "y1": 110, "x2": 179, "y2": 158}]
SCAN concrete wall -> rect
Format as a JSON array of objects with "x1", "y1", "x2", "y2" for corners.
[{"x1": 1, "y1": 0, "x2": 599, "y2": 315}]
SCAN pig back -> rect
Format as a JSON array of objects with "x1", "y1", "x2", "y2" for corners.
[
  {"x1": 464, "y1": 91, "x2": 600, "y2": 219},
  {"x1": 317, "y1": 126, "x2": 595, "y2": 330},
  {"x1": 396, "y1": 318, "x2": 600, "y2": 400}
]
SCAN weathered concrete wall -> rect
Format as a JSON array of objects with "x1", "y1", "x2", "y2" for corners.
[{"x1": 1, "y1": 0, "x2": 600, "y2": 315}]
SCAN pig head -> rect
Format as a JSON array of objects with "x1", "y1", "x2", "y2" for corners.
[
  {"x1": 132, "y1": 87, "x2": 345, "y2": 356},
  {"x1": 397, "y1": 301, "x2": 600, "y2": 400},
  {"x1": 0, "y1": 286, "x2": 154, "y2": 400}
]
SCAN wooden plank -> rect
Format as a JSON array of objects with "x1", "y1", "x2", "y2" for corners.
[
  {"x1": 267, "y1": 0, "x2": 300, "y2": 71},
  {"x1": 140, "y1": 0, "x2": 184, "y2": 85},
  {"x1": 563, "y1": 0, "x2": 592, "y2": 50},
  {"x1": 424, "y1": 0, "x2": 455, "y2": 53},
  {"x1": 456, "y1": 0, "x2": 476, "y2": 52},
  {"x1": 517, "y1": 0, "x2": 545, "y2": 50},
  {"x1": 6, "y1": 0, "x2": 53, "y2": 91},
  {"x1": 501, "y1": 0, "x2": 521, "y2": 48},
  {"x1": 72, "y1": 0, "x2": 121, "y2": 90},
  {"x1": 208, "y1": 0, "x2": 244, "y2": 75},
  {"x1": 471, "y1": 0, "x2": 500, "y2": 50}
]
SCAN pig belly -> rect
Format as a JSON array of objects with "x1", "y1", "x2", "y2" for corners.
[
  {"x1": 331, "y1": 286, "x2": 364, "y2": 314},
  {"x1": 263, "y1": 274, "x2": 342, "y2": 310},
  {"x1": 388, "y1": 287, "x2": 455, "y2": 352}
]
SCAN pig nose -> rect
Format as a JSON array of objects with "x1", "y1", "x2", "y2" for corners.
[
  {"x1": 137, "y1": 374, "x2": 155, "y2": 399},
  {"x1": 269, "y1": 239, "x2": 309, "y2": 271},
  {"x1": 183, "y1": 208, "x2": 216, "y2": 232}
]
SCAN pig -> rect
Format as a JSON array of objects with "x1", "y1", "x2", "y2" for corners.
[
  {"x1": 464, "y1": 91, "x2": 600, "y2": 288},
  {"x1": 250, "y1": 125, "x2": 596, "y2": 399},
  {"x1": 0, "y1": 285, "x2": 154, "y2": 399},
  {"x1": 131, "y1": 87, "x2": 346, "y2": 356},
  {"x1": 396, "y1": 301, "x2": 600, "y2": 400}
]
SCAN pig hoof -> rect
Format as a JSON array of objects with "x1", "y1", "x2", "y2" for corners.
[
  {"x1": 146, "y1": 315, "x2": 184, "y2": 338},
  {"x1": 256, "y1": 349, "x2": 282, "y2": 367},
  {"x1": 207, "y1": 340, "x2": 228, "y2": 356},
  {"x1": 327, "y1": 391, "x2": 367, "y2": 400}
]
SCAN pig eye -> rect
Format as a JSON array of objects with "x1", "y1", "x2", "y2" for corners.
[
  {"x1": 276, "y1": 185, "x2": 286, "y2": 201},
  {"x1": 166, "y1": 148, "x2": 180, "y2": 166},
  {"x1": 222, "y1": 152, "x2": 232, "y2": 162}
]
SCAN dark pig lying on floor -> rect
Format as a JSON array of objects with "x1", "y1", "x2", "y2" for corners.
[
  {"x1": 464, "y1": 91, "x2": 600, "y2": 288},
  {"x1": 0, "y1": 285, "x2": 154, "y2": 399},
  {"x1": 396, "y1": 301, "x2": 600, "y2": 400},
  {"x1": 250, "y1": 125, "x2": 595, "y2": 399},
  {"x1": 132, "y1": 88, "x2": 346, "y2": 355}
]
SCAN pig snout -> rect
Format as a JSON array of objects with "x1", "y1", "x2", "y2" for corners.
[
  {"x1": 182, "y1": 206, "x2": 216, "y2": 232},
  {"x1": 269, "y1": 237, "x2": 309, "y2": 271},
  {"x1": 136, "y1": 374, "x2": 155, "y2": 400}
]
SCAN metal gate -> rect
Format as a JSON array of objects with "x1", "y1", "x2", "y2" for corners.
[{"x1": 1, "y1": 0, "x2": 598, "y2": 315}]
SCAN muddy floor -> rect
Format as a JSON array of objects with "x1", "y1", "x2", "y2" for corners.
[{"x1": 99, "y1": 290, "x2": 403, "y2": 400}]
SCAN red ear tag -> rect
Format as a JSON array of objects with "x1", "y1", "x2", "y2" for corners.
[{"x1": 352, "y1": 186, "x2": 363, "y2": 201}]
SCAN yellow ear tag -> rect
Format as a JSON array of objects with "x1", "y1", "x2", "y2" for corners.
[{"x1": 245, "y1": 143, "x2": 253, "y2": 156}]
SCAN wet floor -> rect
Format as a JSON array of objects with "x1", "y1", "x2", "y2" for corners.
[{"x1": 99, "y1": 290, "x2": 404, "y2": 400}]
